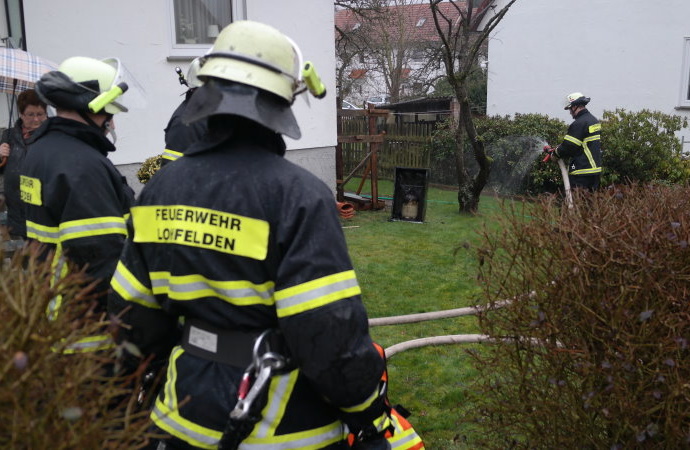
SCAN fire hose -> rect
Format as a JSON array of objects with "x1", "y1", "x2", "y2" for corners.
[{"x1": 542, "y1": 145, "x2": 573, "y2": 209}]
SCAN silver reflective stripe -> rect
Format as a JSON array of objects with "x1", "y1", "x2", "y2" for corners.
[
  {"x1": 391, "y1": 430, "x2": 420, "y2": 449},
  {"x1": 151, "y1": 277, "x2": 274, "y2": 302},
  {"x1": 60, "y1": 219, "x2": 126, "y2": 240},
  {"x1": 112, "y1": 269, "x2": 158, "y2": 308},
  {"x1": 151, "y1": 406, "x2": 219, "y2": 447},
  {"x1": 254, "y1": 372, "x2": 294, "y2": 438},
  {"x1": 277, "y1": 277, "x2": 358, "y2": 311},
  {"x1": 239, "y1": 421, "x2": 345, "y2": 450},
  {"x1": 27, "y1": 223, "x2": 60, "y2": 242},
  {"x1": 65, "y1": 336, "x2": 112, "y2": 351}
]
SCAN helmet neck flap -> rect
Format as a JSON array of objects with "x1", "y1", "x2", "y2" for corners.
[{"x1": 182, "y1": 78, "x2": 301, "y2": 140}]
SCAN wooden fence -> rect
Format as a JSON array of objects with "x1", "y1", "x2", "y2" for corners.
[{"x1": 339, "y1": 111, "x2": 438, "y2": 181}]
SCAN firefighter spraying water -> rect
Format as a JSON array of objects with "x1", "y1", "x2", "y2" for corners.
[{"x1": 542, "y1": 92, "x2": 603, "y2": 202}]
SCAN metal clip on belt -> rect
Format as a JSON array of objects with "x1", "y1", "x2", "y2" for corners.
[{"x1": 230, "y1": 329, "x2": 288, "y2": 420}]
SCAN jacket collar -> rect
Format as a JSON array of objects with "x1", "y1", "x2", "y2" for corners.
[
  {"x1": 28, "y1": 116, "x2": 116, "y2": 154},
  {"x1": 185, "y1": 116, "x2": 286, "y2": 158}
]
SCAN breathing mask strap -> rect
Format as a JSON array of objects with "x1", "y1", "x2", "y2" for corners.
[
  {"x1": 77, "y1": 110, "x2": 116, "y2": 142},
  {"x1": 103, "y1": 114, "x2": 116, "y2": 144}
]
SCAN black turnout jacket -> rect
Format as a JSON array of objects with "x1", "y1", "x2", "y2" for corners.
[
  {"x1": 555, "y1": 108, "x2": 602, "y2": 176},
  {"x1": 21, "y1": 117, "x2": 134, "y2": 310},
  {"x1": 108, "y1": 119, "x2": 388, "y2": 449}
]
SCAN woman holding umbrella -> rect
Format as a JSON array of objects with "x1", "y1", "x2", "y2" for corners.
[{"x1": 0, "y1": 89, "x2": 47, "y2": 239}]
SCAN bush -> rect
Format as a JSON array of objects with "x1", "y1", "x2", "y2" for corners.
[
  {"x1": 137, "y1": 154, "x2": 162, "y2": 184},
  {"x1": 0, "y1": 243, "x2": 157, "y2": 448},
  {"x1": 427, "y1": 109, "x2": 690, "y2": 195},
  {"x1": 475, "y1": 113, "x2": 566, "y2": 195},
  {"x1": 469, "y1": 185, "x2": 690, "y2": 448},
  {"x1": 428, "y1": 113, "x2": 567, "y2": 194},
  {"x1": 601, "y1": 109, "x2": 690, "y2": 186}
]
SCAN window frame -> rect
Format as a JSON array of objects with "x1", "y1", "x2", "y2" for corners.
[
  {"x1": 166, "y1": 0, "x2": 246, "y2": 60},
  {"x1": 678, "y1": 36, "x2": 690, "y2": 108}
]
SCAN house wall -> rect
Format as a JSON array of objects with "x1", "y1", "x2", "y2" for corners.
[
  {"x1": 485, "y1": 0, "x2": 690, "y2": 144},
  {"x1": 12, "y1": 0, "x2": 336, "y2": 195}
]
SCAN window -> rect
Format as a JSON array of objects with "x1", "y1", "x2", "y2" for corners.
[
  {"x1": 415, "y1": 18, "x2": 426, "y2": 27},
  {"x1": 4, "y1": 0, "x2": 25, "y2": 49},
  {"x1": 168, "y1": 0, "x2": 246, "y2": 59},
  {"x1": 679, "y1": 37, "x2": 690, "y2": 108}
]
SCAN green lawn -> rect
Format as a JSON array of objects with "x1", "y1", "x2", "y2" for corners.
[{"x1": 341, "y1": 180, "x2": 505, "y2": 448}]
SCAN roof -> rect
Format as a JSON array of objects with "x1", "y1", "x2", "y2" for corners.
[{"x1": 335, "y1": 3, "x2": 468, "y2": 42}]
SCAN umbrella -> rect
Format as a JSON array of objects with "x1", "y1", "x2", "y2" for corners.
[
  {"x1": 0, "y1": 47, "x2": 58, "y2": 95},
  {"x1": 0, "y1": 47, "x2": 58, "y2": 164}
]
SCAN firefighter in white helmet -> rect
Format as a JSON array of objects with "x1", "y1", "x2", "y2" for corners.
[
  {"x1": 109, "y1": 21, "x2": 402, "y2": 449},
  {"x1": 544, "y1": 92, "x2": 603, "y2": 191},
  {"x1": 23, "y1": 56, "x2": 139, "y2": 352},
  {"x1": 160, "y1": 56, "x2": 207, "y2": 166}
]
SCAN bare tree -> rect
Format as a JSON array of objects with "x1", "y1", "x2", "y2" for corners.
[
  {"x1": 336, "y1": 0, "x2": 454, "y2": 104},
  {"x1": 430, "y1": 0, "x2": 518, "y2": 213}
]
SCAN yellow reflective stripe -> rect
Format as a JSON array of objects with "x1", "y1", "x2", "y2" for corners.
[
  {"x1": 275, "y1": 270, "x2": 361, "y2": 318},
  {"x1": 151, "y1": 347, "x2": 222, "y2": 449},
  {"x1": 373, "y1": 412, "x2": 392, "y2": 432},
  {"x1": 26, "y1": 220, "x2": 59, "y2": 243},
  {"x1": 111, "y1": 261, "x2": 160, "y2": 309},
  {"x1": 19, "y1": 175, "x2": 42, "y2": 205},
  {"x1": 149, "y1": 271, "x2": 275, "y2": 306},
  {"x1": 341, "y1": 386, "x2": 379, "y2": 413},
  {"x1": 570, "y1": 167, "x2": 602, "y2": 175},
  {"x1": 583, "y1": 146, "x2": 595, "y2": 168},
  {"x1": 589, "y1": 123, "x2": 601, "y2": 133},
  {"x1": 388, "y1": 413, "x2": 423, "y2": 449},
  {"x1": 59, "y1": 216, "x2": 127, "y2": 241},
  {"x1": 241, "y1": 420, "x2": 346, "y2": 450},
  {"x1": 165, "y1": 346, "x2": 183, "y2": 409},
  {"x1": 254, "y1": 370, "x2": 298, "y2": 438},
  {"x1": 46, "y1": 247, "x2": 68, "y2": 320},
  {"x1": 61, "y1": 335, "x2": 114, "y2": 353},
  {"x1": 131, "y1": 205, "x2": 269, "y2": 260},
  {"x1": 26, "y1": 217, "x2": 126, "y2": 243},
  {"x1": 563, "y1": 135, "x2": 583, "y2": 146},
  {"x1": 584, "y1": 135, "x2": 600, "y2": 143},
  {"x1": 162, "y1": 149, "x2": 183, "y2": 161}
]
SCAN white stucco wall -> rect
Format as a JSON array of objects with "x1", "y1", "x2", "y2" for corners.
[
  {"x1": 485, "y1": 0, "x2": 690, "y2": 141},
  {"x1": 16, "y1": 1, "x2": 336, "y2": 191}
]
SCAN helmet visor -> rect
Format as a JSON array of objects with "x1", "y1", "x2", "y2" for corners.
[{"x1": 100, "y1": 57, "x2": 147, "y2": 112}]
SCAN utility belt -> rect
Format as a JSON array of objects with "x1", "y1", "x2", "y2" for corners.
[
  {"x1": 181, "y1": 319, "x2": 296, "y2": 450},
  {"x1": 181, "y1": 318, "x2": 291, "y2": 369}
]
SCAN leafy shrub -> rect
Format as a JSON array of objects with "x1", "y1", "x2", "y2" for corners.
[
  {"x1": 427, "y1": 113, "x2": 567, "y2": 193},
  {"x1": 601, "y1": 109, "x2": 690, "y2": 186},
  {"x1": 427, "y1": 109, "x2": 690, "y2": 195},
  {"x1": 475, "y1": 113, "x2": 566, "y2": 195},
  {"x1": 469, "y1": 184, "x2": 690, "y2": 448},
  {"x1": 0, "y1": 243, "x2": 157, "y2": 448}
]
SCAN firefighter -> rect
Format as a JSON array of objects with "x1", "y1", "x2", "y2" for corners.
[
  {"x1": 23, "y1": 56, "x2": 137, "y2": 351},
  {"x1": 545, "y1": 92, "x2": 602, "y2": 191},
  {"x1": 108, "y1": 20, "x2": 393, "y2": 449},
  {"x1": 160, "y1": 57, "x2": 207, "y2": 166}
]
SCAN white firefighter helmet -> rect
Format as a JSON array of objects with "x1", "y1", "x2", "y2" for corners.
[
  {"x1": 563, "y1": 92, "x2": 590, "y2": 110},
  {"x1": 197, "y1": 20, "x2": 301, "y2": 103},
  {"x1": 186, "y1": 56, "x2": 204, "y2": 89},
  {"x1": 36, "y1": 56, "x2": 145, "y2": 114}
]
